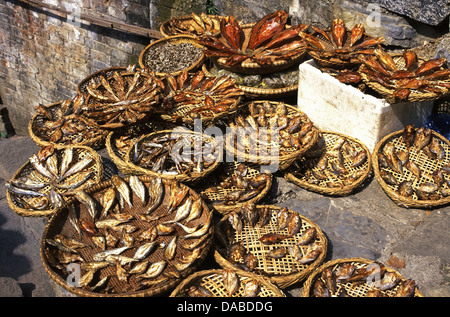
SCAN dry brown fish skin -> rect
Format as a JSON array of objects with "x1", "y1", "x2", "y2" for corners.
[
  {"x1": 129, "y1": 175, "x2": 147, "y2": 204},
  {"x1": 313, "y1": 278, "x2": 330, "y2": 297},
  {"x1": 335, "y1": 263, "x2": 355, "y2": 282},
  {"x1": 222, "y1": 268, "x2": 239, "y2": 296},
  {"x1": 111, "y1": 175, "x2": 132, "y2": 208},
  {"x1": 242, "y1": 280, "x2": 260, "y2": 297},
  {"x1": 174, "y1": 248, "x2": 200, "y2": 271},
  {"x1": 276, "y1": 207, "x2": 290, "y2": 231},
  {"x1": 147, "y1": 177, "x2": 164, "y2": 213},
  {"x1": 297, "y1": 227, "x2": 316, "y2": 245},
  {"x1": 75, "y1": 190, "x2": 98, "y2": 220},
  {"x1": 322, "y1": 267, "x2": 336, "y2": 294},
  {"x1": 287, "y1": 212, "x2": 302, "y2": 236},
  {"x1": 379, "y1": 272, "x2": 401, "y2": 291},
  {"x1": 398, "y1": 180, "x2": 414, "y2": 197},
  {"x1": 184, "y1": 197, "x2": 203, "y2": 223},
  {"x1": 266, "y1": 247, "x2": 287, "y2": 259}
]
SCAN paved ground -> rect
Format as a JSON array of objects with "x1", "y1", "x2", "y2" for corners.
[{"x1": 0, "y1": 134, "x2": 449, "y2": 297}]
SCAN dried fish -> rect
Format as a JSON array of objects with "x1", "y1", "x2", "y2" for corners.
[
  {"x1": 111, "y1": 175, "x2": 132, "y2": 208},
  {"x1": 93, "y1": 246, "x2": 130, "y2": 262},
  {"x1": 222, "y1": 269, "x2": 239, "y2": 296},
  {"x1": 129, "y1": 175, "x2": 146, "y2": 204},
  {"x1": 133, "y1": 241, "x2": 158, "y2": 261},
  {"x1": 75, "y1": 190, "x2": 98, "y2": 220},
  {"x1": 165, "y1": 236, "x2": 177, "y2": 260}
]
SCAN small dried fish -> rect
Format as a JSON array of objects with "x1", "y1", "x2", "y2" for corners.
[
  {"x1": 242, "y1": 280, "x2": 260, "y2": 297},
  {"x1": 297, "y1": 227, "x2": 316, "y2": 245},
  {"x1": 93, "y1": 246, "x2": 130, "y2": 262},
  {"x1": 259, "y1": 233, "x2": 289, "y2": 245},
  {"x1": 147, "y1": 178, "x2": 164, "y2": 213},
  {"x1": 129, "y1": 175, "x2": 146, "y2": 204},
  {"x1": 165, "y1": 236, "x2": 178, "y2": 260},
  {"x1": 184, "y1": 197, "x2": 203, "y2": 223},
  {"x1": 75, "y1": 190, "x2": 98, "y2": 220},
  {"x1": 166, "y1": 196, "x2": 193, "y2": 224},
  {"x1": 62, "y1": 156, "x2": 93, "y2": 180},
  {"x1": 174, "y1": 248, "x2": 200, "y2": 271},
  {"x1": 379, "y1": 272, "x2": 401, "y2": 291},
  {"x1": 129, "y1": 261, "x2": 150, "y2": 275},
  {"x1": 222, "y1": 269, "x2": 239, "y2": 296},
  {"x1": 266, "y1": 247, "x2": 287, "y2": 259},
  {"x1": 111, "y1": 175, "x2": 132, "y2": 208},
  {"x1": 133, "y1": 241, "x2": 158, "y2": 260},
  {"x1": 183, "y1": 212, "x2": 211, "y2": 239}
]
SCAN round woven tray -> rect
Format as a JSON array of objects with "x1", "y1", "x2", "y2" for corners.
[
  {"x1": 214, "y1": 205, "x2": 328, "y2": 289},
  {"x1": 202, "y1": 64, "x2": 298, "y2": 100},
  {"x1": 225, "y1": 101, "x2": 319, "y2": 170},
  {"x1": 138, "y1": 35, "x2": 205, "y2": 77},
  {"x1": 160, "y1": 14, "x2": 223, "y2": 38},
  {"x1": 301, "y1": 257, "x2": 424, "y2": 297},
  {"x1": 28, "y1": 101, "x2": 108, "y2": 150},
  {"x1": 212, "y1": 23, "x2": 307, "y2": 75},
  {"x1": 195, "y1": 161, "x2": 273, "y2": 215},
  {"x1": 284, "y1": 131, "x2": 372, "y2": 196},
  {"x1": 6, "y1": 145, "x2": 103, "y2": 218},
  {"x1": 76, "y1": 66, "x2": 135, "y2": 96},
  {"x1": 360, "y1": 54, "x2": 450, "y2": 104},
  {"x1": 105, "y1": 121, "x2": 176, "y2": 175},
  {"x1": 40, "y1": 175, "x2": 213, "y2": 297},
  {"x1": 124, "y1": 129, "x2": 222, "y2": 183},
  {"x1": 157, "y1": 70, "x2": 244, "y2": 126},
  {"x1": 372, "y1": 127, "x2": 450, "y2": 209},
  {"x1": 170, "y1": 268, "x2": 286, "y2": 297}
]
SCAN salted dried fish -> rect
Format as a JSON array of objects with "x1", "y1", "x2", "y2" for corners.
[
  {"x1": 335, "y1": 263, "x2": 355, "y2": 282},
  {"x1": 54, "y1": 234, "x2": 89, "y2": 250},
  {"x1": 287, "y1": 212, "x2": 302, "y2": 236},
  {"x1": 259, "y1": 233, "x2": 289, "y2": 245},
  {"x1": 176, "y1": 222, "x2": 199, "y2": 234},
  {"x1": 183, "y1": 212, "x2": 211, "y2": 239},
  {"x1": 129, "y1": 175, "x2": 146, "y2": 204},
  {"x1": 49, "y1": 187, "x2": 64, "y2": 208},
  {"x1": 379, "y1": 272, "x2": 400, "y2": 291},
  {"x1": 129, "y1": 261, "x2": 150, "y2": 275},
  {"x1": 404, "y1": 161, "x2": 421, "y2": 180},
  {"x1": 91, "y1": 235, "x2": 106, "y2": 251},
  {"x1": 297, "y1": 227, "x2": 316, "y2": 245},
  {"x1": 266, "y1": 247, "x2": 287, "y2": 259},
  {"x1": 222, "y1": 268, "x2": 239, "y2": 296},
  {"x1": 5, "y1": 183, "x2": 46, "y2": 197},
  {"x1": 313, "y1": 278, "x2": 330, "y2": 297},
  {"x1": 93, "y1": 246, "x2": 130, "y2": 262},
  {"x1": 29, "y1": 154, "x2": 54, "y2": 180},
  {"x1": 68, "y1": 205, "x2": 82, "y2": 239},
  {"x1": 61, "y1": 156, "x2": 93, "y2": 180},
  {"x1": 166, "y1": 196, "x2": 193, "y2": 224},
  {"x1": 165, "y1": 236, "x2": 178, "y2": 260},
  {"x1": 277, "y1": 207, "x2": 290, "y2": 231},
  {"x1": 147, "y1": 177, "x2": 164, "y2": 213},
  {"x1": 75, "y1": 190, "x2": 98, "y2": 220},
  {"x1": 242, "y1": 280, "x2": 260, "y2": 297},
  {"x1": 111, "y1": 175, "x2": 132, "y2": 208},
  {"x1": 174, "y1": 248, "x2": 200, "y2": 271},
  {"x1": 184, "y1": 197, "x2": 202, "y2": 223},
  {"x1": 133, "y1": 241, "x2": 158, "y2": 260},
  {"x1": 80, "y1": 261, "x2": 110, "y2": 272},
  {"x1": 156, "y1": 223, "x2": 176, "y2": 236},
  {"x1": 322, "y1": 267, "x2": 336, "y2": 294},
  {"x1": 398, "y1": 180, "x2": 414, "y2": 197},
  {"x1": 95, "y1": 218, "x2": 129, "y2": 230}
]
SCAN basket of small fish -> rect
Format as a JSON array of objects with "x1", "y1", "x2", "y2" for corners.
[
  {"x1": 78, "y1": 68, "x2": 163, "y2": 129},
  {"x1": 124, "y1": 129, "x2": 222, "y2": 183},
  {"x1": 214, "y1": 204, "x2": 328, "y2": 289},
  {"x1": 160, "y1": 13, "x2": 222, "y2": 38},
  {"x1": 157, "y1": 70, "x2": 244, "y2": 126},
  {"x1": 284, "y1": 131, "x2": 372, "y2": 196},
  {"x1": 170, "y1": 268, "x2": 285, "y2": 297},
  {"x1": 202, "y1": 64, "x2": 299, "y2": 100},
  {"x1": 139, "y1": 35, "x2": 205, "y2": 76},
  {"x1": 225, "y1": 100, "x2": 319, "y2": 171},
  {"x1": 105, "y1": 121, "x2": 176, "y2": 175},
  {"x1": 359, "y1": 51, "x2": 450, "y2": 103},
  {"x1": 28, "y1": 98, "x2": 109, "y2": 150},
  {"x1": 6, "y1": 145, "x2": 103, "y2": 218},
  {"x1": 301, "y1": 257, "x2": 423, "y2": 297},
  {"x1": 301, "y1": 18, "x2": 384, "y2": 70},
  {"x1": 40, "y1": 175, "x2": 214, "y2": 297},
  {"x1": 196, "y1": 11, "x2": 308, "y2": 75},
  {"x1": 195, "y1": 162, "x2": 272, "y2": 215},
  {"x1": 373, "y1": 125, "x2": 450, "y2": 209}
]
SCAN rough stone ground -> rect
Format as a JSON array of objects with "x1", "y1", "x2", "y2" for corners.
[{"x1": 0, "y1": 135, "x2": 449, "y2": 297}]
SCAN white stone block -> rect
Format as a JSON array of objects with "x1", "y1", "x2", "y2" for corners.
[{"x1": 297, "y1": 60, "x2": 434, "y2": 151}]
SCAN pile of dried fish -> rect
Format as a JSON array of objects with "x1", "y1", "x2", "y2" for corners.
[
  {"x1": 312, "y1": 261, "x2": 417, "y2": 297},
  {"x1": 288, "y1": 132, "x2": 369, "y2": 189},
  {"x1": 159, "y1": 70, "x2": 243, "y2": 122},
  {"x1": 201, "y1": 163, "x2": 271, "y2": 206},
  {"x1": 359, "y1": 49, "x2": 450, "y2": 102},
  {"x1": 228, "y1": 101, "x2": 316, "y2": 157},
  {"x1": 162, "y1": 13, "x2": 221, "y2": 37},
  {"x1": 32, "y1": 96, "x2": 106, "y2": 146},
  {"x1": 43, "y1": 176, "x2": 212, "y2": 295},
  {"x1": 197, "y1": 11, "x2": 307, "y2": 68},
  {"x1": 128, "y1": 131, "x2": 220, "y2": 176},
  {"x1": 143, "y1": 42, "x2": 204, "y2": 74},
  {"x1": 216, "y1": 204, "x2": 324, "y2": 275},
  {"x1": 6, "y1": 146, "x2": 98, "y2": 211},
  {"x1": 377, "y1": 125, "x2": 449, "y2": 200},
  {"x1": 80, "y1": 68, "x2": 163, "y2": 129}
]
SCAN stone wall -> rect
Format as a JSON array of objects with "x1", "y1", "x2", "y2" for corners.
[{"x1": 0, "y1": 0, "x2": 448, "y2": 136}]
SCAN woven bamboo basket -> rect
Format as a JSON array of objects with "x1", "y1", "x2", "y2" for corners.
[
  {"x1": 301, "y1": 257, "x2": 424, "y2": 297},
  {"x1": 170, "y1": 268, "x2": 285, "y2": 297},
  {"x1": 360, "y1": 54, "x2": 450, "y2": 104},
  {"x1": 40, "y1": 175, "x2": 213, "y2": 297},
  {"x1": 214, "y1": 205, "x2": 328, "y2": 289},
  {"x1": 105, "y1": 121, "x2": 176, "y2": 175},
  {"x1": 138, "y1": 35, "x2": 205, "y2": 77},
  {"x1": 123, "y1": 129, "x2": 222, "y2": 183},
  {"x1": 225, "y1": 101, "x2": 319, "y2": 171},
  {"x1": 202, "y1": 64, "x2": 298, "y2": 100},
  {"x1": 211, "y1": 23, "x2": 307, "y2": 75},
  {"x1": 284, "y1": 131, "x2": 372, "y2": 196},
  {"x1": 157, "y1": 70, "x2": 244, "y2": 127},
  {"x1": 372, "y1": 128, "x2": 450, "y2": 209},
  {"x1": 195, "y1": 161, "x2": 273, "y2": 215},
  {"x1": 6, "y1": 145, "x2": 103, "y2": 218},
  {"x1": 160, "y1": 14, "x2": 223, "y2": 38},
  {"x1": 76, "y1": 66, "x2": 135, "y2": 96},
  {"x1": 28, "y1": 100, "x2": 108, "y2": 150}
]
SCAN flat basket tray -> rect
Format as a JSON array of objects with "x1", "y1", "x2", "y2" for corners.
[
  {"x1": 195, "y1": 161, "x2": 273, "y2": 215},
  {"x1": 213, "y1": 23, "x2": 307, "y2": 75},
  {"x1": 360, "y1": 55, "x2": 450, "y2": 104},
  {"x1": 225, "y1": 101, "x2": 319, "y2": 170},
  {"x1": 284, "y1": 131, "x2": 372, "y2": 196},
  {"x1": 170, "y1": 268, "x2": 285, "y2": 297},
  {"x1": 372, "y1": 128, "x2": 450, "y2": 209},
  {"x1": 138, "y1": 35, "x2": 205, "y2": 77},
  {"x1": 214, "y1": 205, "x2": 328, "y2": 289},
  {"x1": 124, "y1": 129, "x2": 222, "y2": 183},
  {"x1": 301, "y1": 257, "x2": 424, "y2": 297},
  {"x1": 40, "y1": 175, "x2": 213, "y2": 297},
  {"x1": 6, "y1": 145, "x2": 103, "y2": 218},
  {"x1": 28, "y1": 101, "x2": 108, "y2": 150}
]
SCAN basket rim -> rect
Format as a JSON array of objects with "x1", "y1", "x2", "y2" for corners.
[
  {"x1": 40, "y1": 175, "x2": 213, "y2": 297},
  {"x1": 6, "y1": 145, "x2": 104, "y2": 218},
  {"x1": 214, "y1": 204, "x2": 328, "y2": 289},
  {"x1": 123, "y1": 129, "x2": 223, "y2": 182},
  {"x1": 169, "y1": 268, "x2": 286, "y2": 297},
  {"x1": 301, "y1": 257, "x2": 424, "y2": 297},
  {"x1": 160, "y1": 14, "x2": 223, "y2": 38},
  {"x1": 283, "y1": 130, "x2": 373, "y2": 196},
  {"x1": 372, "y1": 128, "x2": 450, "y2": 209},
  {"x1": 138, "y1": 35, "x2": 206, "y2": 77}
]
